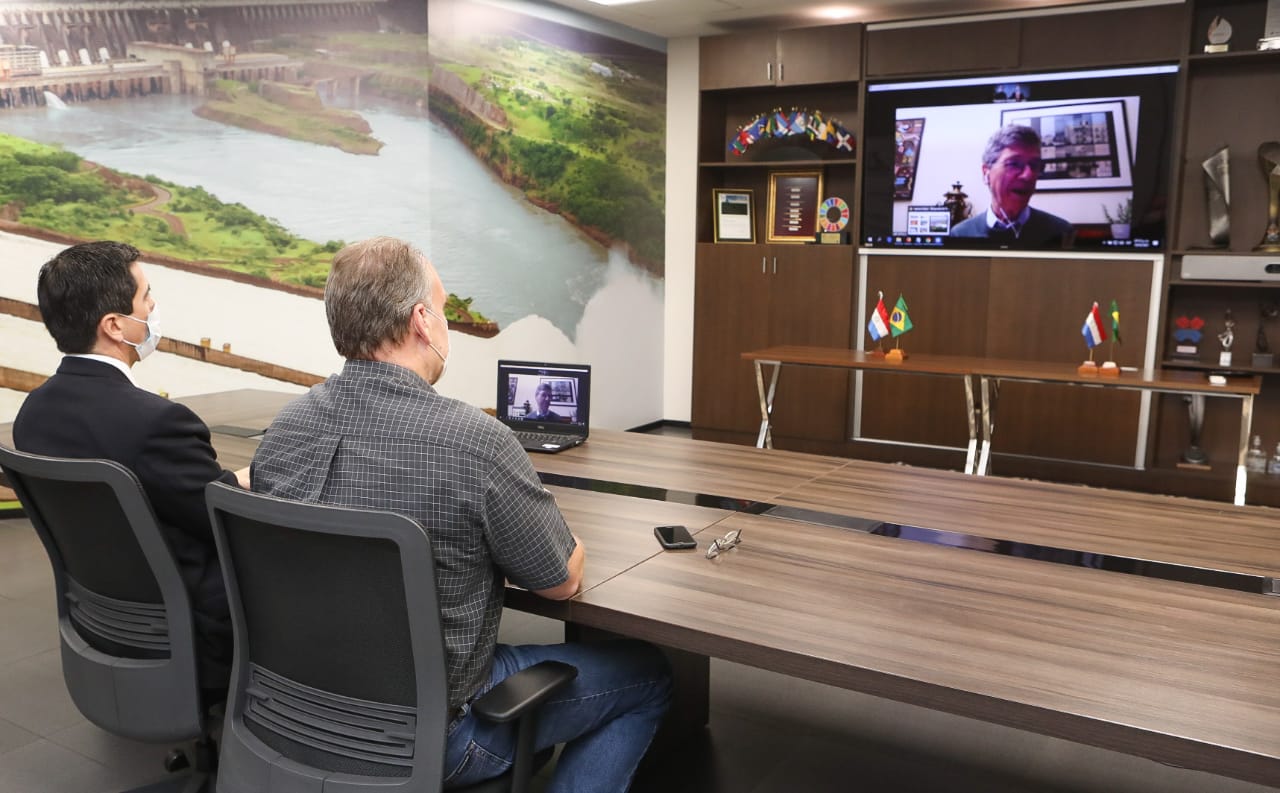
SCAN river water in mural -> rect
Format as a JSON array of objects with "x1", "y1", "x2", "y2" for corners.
[{"x1": 0, "y1": 94, "x2": 612, "y2": 337}]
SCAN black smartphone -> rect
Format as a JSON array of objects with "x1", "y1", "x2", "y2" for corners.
[{"x1": 654, "y1": 524, "x2": 696, "y2": 550}]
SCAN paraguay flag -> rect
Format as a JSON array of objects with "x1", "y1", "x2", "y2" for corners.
[
  {"x1": 867, "y1": 292, "x2": 891, "y2": 342},
  {"x1": 1082, "y1": 301, "x2": 1108, "y2": 348}
]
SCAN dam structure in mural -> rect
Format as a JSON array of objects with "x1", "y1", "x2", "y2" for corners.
[{"x1": 0, "y1": 0, "x2": 383, "y2": 108}]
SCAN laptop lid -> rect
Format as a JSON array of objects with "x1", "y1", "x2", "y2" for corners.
[{"x1": 497, "y1": 360, "x2": 591, "y2": 440}]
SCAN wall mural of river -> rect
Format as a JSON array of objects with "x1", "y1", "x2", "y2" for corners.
[{"x1": 0, "y1": 0, "x2": 668, "y2": 428}]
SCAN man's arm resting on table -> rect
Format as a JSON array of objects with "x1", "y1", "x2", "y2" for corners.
[{"x1": 532, "y1": 535, "x2": 585, "y2": 601}]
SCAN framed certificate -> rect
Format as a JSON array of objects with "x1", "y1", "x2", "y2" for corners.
[
  {"x1": 767, "y1": 171, "x2": 823, "y2": 243},
  {"x1": 713, "y1": 188, "x2": 755, "y2": 243}
]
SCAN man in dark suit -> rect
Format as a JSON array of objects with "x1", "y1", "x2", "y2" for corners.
[{"x1": 13, "y1": 241, "x2": 249, "y2": 698}]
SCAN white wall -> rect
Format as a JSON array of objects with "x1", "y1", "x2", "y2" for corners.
[{"x1": 662, "y1": 37, "x2": 699, "y2": 423}]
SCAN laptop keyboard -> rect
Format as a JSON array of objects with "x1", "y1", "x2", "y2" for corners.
[{"x1": 513, "y1": 431, "x2": 580, "y2": 449}]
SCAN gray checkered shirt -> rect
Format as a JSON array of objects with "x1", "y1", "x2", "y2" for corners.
[{"x1": 251, "y1": 359, "x2": 575, "y2": 709}]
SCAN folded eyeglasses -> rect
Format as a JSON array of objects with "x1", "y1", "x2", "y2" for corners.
[{"x1": 705, "y1": 529, "x2": 743, "y2": 559}]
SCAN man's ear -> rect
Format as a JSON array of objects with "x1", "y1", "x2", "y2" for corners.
[{"x1": 98, "y1": 312, "x2": 125, "y2": 343}]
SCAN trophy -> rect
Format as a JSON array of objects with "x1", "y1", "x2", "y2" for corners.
[
  {"x1": 1218, "y1": 308, "x2": 1236, "y2": 367},
  {"x1": 1180, "y1": 394, "x2": 1210, "y2": 468},
  {"x1": 1206, "y1": 15, "x2": 1233, "y2": 52},
  {"x1": 1255, "y1": 141, "x2": 1280, "y2": 252},
  {"x1": 1172, "y1": 315, "x2": 1204, "y2": 359},
  {"x1": 1203, "y1": 145, "x2": 1230, "y2": 247},
  {"x1": 1260, "y1": 0, "x2": 1280, "y2": 50},
  {"x1": 1255, "y1": 300, "x2": 1279, "y2": 368}
]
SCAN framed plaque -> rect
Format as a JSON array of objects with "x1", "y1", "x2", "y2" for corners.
[
  {"x1": 767, "y1": 170, "x2": 823, "y2": 243},
  {"x1": 712, "y1": 188, "x2": 755, "y2": 243}
]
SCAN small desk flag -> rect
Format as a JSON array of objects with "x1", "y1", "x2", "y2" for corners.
[
  {"x1": 1082, "y1": 302, "x2": 1108, "y2": 348},
  {"x1": 868, "y1": 292, "x2": 890, "y2": 341},
  {"x1": 890, "y1": 295, "x2": 913, "y2": 337}
]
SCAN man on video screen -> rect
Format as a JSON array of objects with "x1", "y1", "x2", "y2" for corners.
[{"x1": 950, "y1": 125, "x2": 1073, "y2": 245}]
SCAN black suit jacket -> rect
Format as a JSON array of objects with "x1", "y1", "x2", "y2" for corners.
[{"x1": 13, "y1": 356, "x2": 238, "y2": 686}]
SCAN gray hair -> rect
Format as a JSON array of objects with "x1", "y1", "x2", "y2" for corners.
[
  {"x1": 981, "y1": 125, "x2": 1042, "y2": 169},
  {"x1": 325, "y1": 236, "x2": 432, "y2": 359}
]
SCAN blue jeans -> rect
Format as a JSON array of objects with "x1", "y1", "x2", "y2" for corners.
[{"x1": 443, "y1": 639, "x2": 672, "y2": 792}]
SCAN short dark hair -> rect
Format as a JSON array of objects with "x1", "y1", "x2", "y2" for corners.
[
  {"x1": 36, "y1": 241, "x2": 141, "y2": 354},
  {"x1": 535, "y1": 383, "x2": 552, "y2": 396},
  {"x1": 982, "y1": 125, "x2": 1042, "y2": 169},
  {"x1": 326, "y1": 237, "x2": 431, "y2": 359}
]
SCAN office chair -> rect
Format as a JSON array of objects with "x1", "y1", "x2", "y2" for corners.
[
  {"x1": 0, "y1": 445, "x2": 215, "y2": 792},
  {"x1": 205, "y1": 483, "x2": 577, "y2": 793}
]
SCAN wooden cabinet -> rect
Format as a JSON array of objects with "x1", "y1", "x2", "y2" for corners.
[
  {"x1": 700, "y1": 24, "x2": 860, "y2": 90},
  {"x1": 688, "y1": 0, "x2": 1280, "y2": 503},
  {"x1": 1152, "y1": 0, "x2": 1280, "y2": 502},
  {"x1": 691, "y1": 243, "x2": 854, "y2": 441}
]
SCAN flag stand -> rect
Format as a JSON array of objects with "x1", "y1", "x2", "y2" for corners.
[
  {"x1": 1078, "y1": 347, "x2": 1099, "y2": 377},
  {"x1": 869, "y1": 340, "x2": 886, "y2": 358},
  {"x1": 1100, "y1": 330, "x2": 1119, "y2": 377},
  {"x1": 886, "y1": 339, "x2": 908, "y2": 363}
]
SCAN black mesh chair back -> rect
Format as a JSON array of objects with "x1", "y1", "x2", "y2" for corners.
[
  {"x1": 0, "y1": 444, "x2": 204, "y2": 743},
  {"x1": 206, "y1": 482, "x2": 449, "y2": 791}
]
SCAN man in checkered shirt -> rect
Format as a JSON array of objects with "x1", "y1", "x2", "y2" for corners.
[{"x1": 252, "y1": 237, "x2": 671, "y2": 791}]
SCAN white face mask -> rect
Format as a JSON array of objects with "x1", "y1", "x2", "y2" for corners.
[
  {"x1": 424, "y1": 306, "x2": 450, "y2": 382},
  {"x1": 119, "y1": 307, "x2": 162, "y2": 361}
]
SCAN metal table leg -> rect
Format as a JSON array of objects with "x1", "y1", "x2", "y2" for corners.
[
  {"x1": 977, "y1": 376, "x2": 998, "y2": 477},
  {"x1": 963, "y1": 374, "x2": 977, "y2": 475},
  {"x1": 1235, "y1": 393, "x2": 1254, "y2": 507},
  {"x1": 754, "y1": 360, "x2": 780, "y2": 450}
]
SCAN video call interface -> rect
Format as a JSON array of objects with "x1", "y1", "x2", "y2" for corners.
[
  {"x1": 504, "y1": 370, "x2": 585, "y2": 426},
  {"x1": 860, "y1": 65, "x2": 1177, "y2": 252}
]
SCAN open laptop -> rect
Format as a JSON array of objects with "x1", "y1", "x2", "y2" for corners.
[{"x1": 496, "y1": 360, "x2": 591, "y2": 453}]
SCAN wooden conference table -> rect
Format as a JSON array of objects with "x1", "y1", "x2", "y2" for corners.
[
  {"x1": 743, "y1": 345, "x2": 1262, "y2": 505},
  {"x1": 5, "y1": 389, "x2": 1279, "y2": 787}
]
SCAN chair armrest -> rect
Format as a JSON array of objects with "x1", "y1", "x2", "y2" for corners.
[{"x1": 472, "y1": 660, "x2": 577, "y2": 724}]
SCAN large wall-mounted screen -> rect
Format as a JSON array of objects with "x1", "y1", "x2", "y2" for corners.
[{"x1": 861, "y1": 65, "x2": 1178, "y2": 253}]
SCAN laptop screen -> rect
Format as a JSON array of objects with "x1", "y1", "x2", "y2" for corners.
[{"x1": 496, "y1": 360, "x2": 591, "y2": 435}]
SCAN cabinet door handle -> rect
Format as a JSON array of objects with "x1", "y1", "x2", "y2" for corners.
[
  {"x1": 772, "y1": 257, "x2": 778, "y2": 275},
  {"x1": 779, "y1": 62, "x2": 784, "y2": 82},
  {"x1": 761, "y1": 256, "x2": 767, "y2": 274},
  {"x1": 766, "y1": 62, "x2": 772, "y2": 82}
]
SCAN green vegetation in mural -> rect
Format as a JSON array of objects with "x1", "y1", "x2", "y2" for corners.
[
  {"x1": 195, "y1": 80, "x2": 383, "y2": 155},
  {"x1": 0, "y1": 133, "x2": 487, "y2": 324},
  {"x1": 267, "y1": 30, "x2": 665, "y2": 271},
  {"x1": 427, "y1": 33, "x2": 666, "y2": 269}
]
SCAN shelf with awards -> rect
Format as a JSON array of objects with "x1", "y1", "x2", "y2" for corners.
[
  {"x1": 694, "y1": 47, "x2": 861, "y2": 443},
  {"x1": 687, "y1": 0, "x2": 1280, "y2": 503}
]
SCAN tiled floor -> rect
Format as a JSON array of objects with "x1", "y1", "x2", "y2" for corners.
[{"x1": 1, "y1": 515, "x2": 1274, "y2": 793}]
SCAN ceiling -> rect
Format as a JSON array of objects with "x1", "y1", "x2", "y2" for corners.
[{"x1": 541, "y1": 0, "x2": 1131, "y2": 39}]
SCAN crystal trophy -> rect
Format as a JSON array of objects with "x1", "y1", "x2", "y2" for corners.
[
  {"x1": 1203, "y1": 145, "x2": 1230, "y2": 247},
  {"x1": 1255, "y1": 142, "x2": 1280, "y2": 252},
  {"x1": 1206, "y1": 15, "x2": 1232, "y2": 52}
]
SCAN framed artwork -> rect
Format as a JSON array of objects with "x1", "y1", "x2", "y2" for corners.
[
  {"x1": 893, "y1": 118, "x2": 925, "y2": 200},
  {"x1": 540, "y1": 377, "x2": 577, "y2": 406},
  {"x1": 712, "y1": 188, "x2": 755, "y2": 243},
  {"x1": 1001, "y1": 100, "x2": 1134, "y2": 191},
  {"x1": 766, "y1": 171, "x2": 823, "y2": 243}
]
